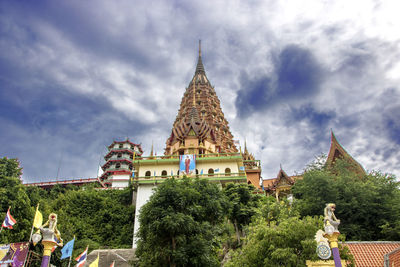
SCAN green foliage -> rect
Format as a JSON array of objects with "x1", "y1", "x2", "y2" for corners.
[
  {"x1": 136, "y1": 178, "x2": 227, "y2": 267},
  {"x1": 223, "y1": 183, "x2": 260, "y2": 231},
  {"x1": 292, "y1": 159, "x2": 400, "y2": 240},
  {"x1": 0, "y1": 157, "x2": 34, "y2": 243},
  {"x1": 226, "y1": 201, "x2": 321, "y2": 267}
]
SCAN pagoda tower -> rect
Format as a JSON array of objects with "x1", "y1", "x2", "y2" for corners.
[
  {"x1": 165, "y1": 41, "x2": 238, "y2": 155},
  {"x1": 99, "y1": 139, "x2": 143, "y2": 188}
]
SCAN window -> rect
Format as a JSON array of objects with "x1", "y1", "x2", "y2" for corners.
[
  {"x1": 208, "y1": 168, "x2": 214, "y2": 177},
  {"x1": 145, "y1": 171, "x2": 151, "y2": 177},
  {"x1": 115, "y1": 163, "x2": 121, "y2": 169},
  {"x1": 119, "y1": 144, "x2": 123, "y2": 149},
  {"x1": 117, "y1": 153, "x2": 122, "y2": 158},
  {"x1": 161, "y1": 170, "x2": 167, "y2": 178},
  {"x1": 225, "y1": 168, "x2": 231, "y2": 176}
]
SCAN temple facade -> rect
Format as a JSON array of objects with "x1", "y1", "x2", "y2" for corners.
[{"x1": 131, "y1": 43, "x2": 262, "y2": 247}]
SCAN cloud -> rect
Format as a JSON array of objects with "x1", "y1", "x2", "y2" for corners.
[
  {"x1": 235, "y1": 45, "x2": 325, "y2": 117},
  {"x1": 1, "y1": 0, "x2": 400, "y2": 181}
]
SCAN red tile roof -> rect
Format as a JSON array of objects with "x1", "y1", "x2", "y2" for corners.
[{"x1": 344, "y1": 242, "x2": 400, "y2": 267}]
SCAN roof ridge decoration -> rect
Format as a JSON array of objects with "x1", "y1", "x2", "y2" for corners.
[{"x1": 326, "y1": 131, "x2": 366, "y2": 175}]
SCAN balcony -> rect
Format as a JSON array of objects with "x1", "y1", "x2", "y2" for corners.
[
  {"x1": 243, "y1": 160, "x2": 261, "y2": 170},
  {"x1": 133, "y1": 172, "x2": 247, "y2": 185},
  {"x1": 134, "y1": 152, "x2": 242, "y2": 162}
]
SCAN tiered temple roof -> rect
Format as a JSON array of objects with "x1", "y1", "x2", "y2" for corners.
[{"x1": 165, "y1": 41, "x2": 237, "y2": 154}]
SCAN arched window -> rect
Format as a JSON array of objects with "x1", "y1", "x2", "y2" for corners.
[
  {"x1": 161, "y1": 170, "x2": 168, "y2": 178},
  {"x1": 225, "y1": 168, "x2": 231, "y2": 176},
  {"x1": 117, "y1": 153, "x2": 122, "y2": 158},
  {"x1": 145, "y1": 171, "x2": 151, "y2": 177},
  {"x1": 208, "y1": 168, "x2": 214, "y2": 177},
  {"x1": 115, "y1": 163, "x2": 121, "y2": 169}
]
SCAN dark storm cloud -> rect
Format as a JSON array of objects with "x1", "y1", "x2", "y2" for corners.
[
  {"x1": 290, "y1": 105, "x2": 335, "y2": 128},
  {"x1": 236, "y1": 44, "x2": 325, "y2": 117}
]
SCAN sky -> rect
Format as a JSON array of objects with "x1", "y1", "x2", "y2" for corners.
[{"x1": 1, "y1": 0, "x2": 400, "y2": 183}]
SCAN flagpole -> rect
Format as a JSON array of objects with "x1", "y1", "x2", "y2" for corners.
[
  {"x1": 67, "y1": 235, "x2": 75, "y2": 267},
  {"x1": 29, "y1": 204, "x2": 39, "y2": 242}
]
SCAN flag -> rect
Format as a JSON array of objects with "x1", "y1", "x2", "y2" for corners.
[
  {"x1": 239, "y1": 166, "x2": 245, "y2": 171},
  {"x1": 214, "y1": 168, "x2": 219, "y2": 172},
  {"x1": 61, "y1": 238, "x2": 75, "y2": 259},
  {"x1": 2, "y1": 207, "x2": 16, "y2": 229},
  {"x1": 33, "y1": 205, "x2": 43, "y2": 228},
  {"x1": 131, "y1": 171, "x2": 135, "y2": 178},
  {"x1": 200, "y1": 169, "x2": 203, "y2": 175},
  {"x1": 89, "y1": 253, "x2": 99, "y2": 267},
  {"x1": 75, "y1": 246, "x2": 88, "y2": 267},
  {"x1": 109, "y1": 261, "x2": 115, "y2": 267}
]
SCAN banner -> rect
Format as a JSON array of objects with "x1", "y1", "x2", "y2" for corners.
[
  {"x1": 179, "y1": 154, "x2": 196, "y2": 175},
  {"x1": 0, "y1": 242, "x2": 30, "y2": 267}
]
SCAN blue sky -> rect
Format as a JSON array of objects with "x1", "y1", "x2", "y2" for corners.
[{"x1": 1, "y1": 0, "x2": 400, "y2": 182}]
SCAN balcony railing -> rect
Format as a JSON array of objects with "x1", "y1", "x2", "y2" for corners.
[
  {"x1": 134, "y1": 152, "x2": 242, "y2": 161},
  {"x1": 133, "y1": 172, "x2": 247, "y2": 184},
  {"x1": 243, "y1": 160, "x2": 261, "y2": 170}
]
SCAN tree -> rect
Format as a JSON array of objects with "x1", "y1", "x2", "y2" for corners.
[
  {"x1": 135, "y1": 178, "x2": 228, "y2": 267},
  {"x1": 223, "y1": 183, "x2": 260, "y2": 244},
  {"x1": 226, "y1": 199, "x2": 354, "y2": 267},
  {"x1": 0, "y1": 157, "x2": 34, "y2": 243},
  {"x1": 292, "y1": 159, "x2": 400, "y2": 240}
]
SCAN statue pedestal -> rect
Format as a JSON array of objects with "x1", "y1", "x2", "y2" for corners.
[
  {"x1": 323, "y1": 232, "x2": 342, "y2": 267},
  {"x1": 306, "y1": 260, "x2": 346, "y2": 267},
  {"x1": 41, "y1": 240, "x2": 57, "y2": 267}
]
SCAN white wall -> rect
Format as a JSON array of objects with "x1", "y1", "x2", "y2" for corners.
[{"x1": 132, "y1": 184, "x2": 156, "y2": 248}]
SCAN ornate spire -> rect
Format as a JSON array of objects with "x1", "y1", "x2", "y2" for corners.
[
  {"x1": 195, "y1": 40, "x2": 205, "y2": 75},
  {"x1": 150, "y1": 142, "x2": 154, "y2": 157},
  {"x1": 189, "y1": 82, "x2": 200, "y2": 122},
  {"x1": 165, "y1": 43, "x2": 238, "y2": 154}
]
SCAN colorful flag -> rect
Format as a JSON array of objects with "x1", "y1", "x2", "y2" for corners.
[
  {"x1": 89, "y1": 253, "x2": 99, "y2": 267},
  {"x1": 109, "y1": 261, "x2": 115, "y2": 267},
  {"x1": 2, "y1": 208, "x2": 16, "y2": 229},
  {"x1": 131, "y1": 171, "x2": 135, "y2": 178},
  {"x1": 61, "y1": 238, "x2": 75, "y2": 259},
  {"x1": 75, "y1": 246, "x2": 88, "y2": 267},
  {"x1": 33, "y1": 205, "x2": 43, "y2": 228},
  {"x1": 200, "y1": 169, "x2": 203, "y2": 175}
]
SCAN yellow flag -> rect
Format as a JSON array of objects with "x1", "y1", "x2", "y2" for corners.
[
  {"x1": 89, "y1": 253, "x2": 99, "y2": 267},
  {"x1": 33, "y1": 205, "x2": 43, "y2": 228}
]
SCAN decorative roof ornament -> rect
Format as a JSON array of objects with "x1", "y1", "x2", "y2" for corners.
[{"x1": 326, "y1": 131, "x2": 366, "y2": 175}]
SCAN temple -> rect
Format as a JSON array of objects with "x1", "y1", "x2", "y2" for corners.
[
  {"x1": 131, "y1": 42, "x2": 262, "y2": 247},
  {"x1": 264, "y1": 131, "x2": 366, "y2": 200}
]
